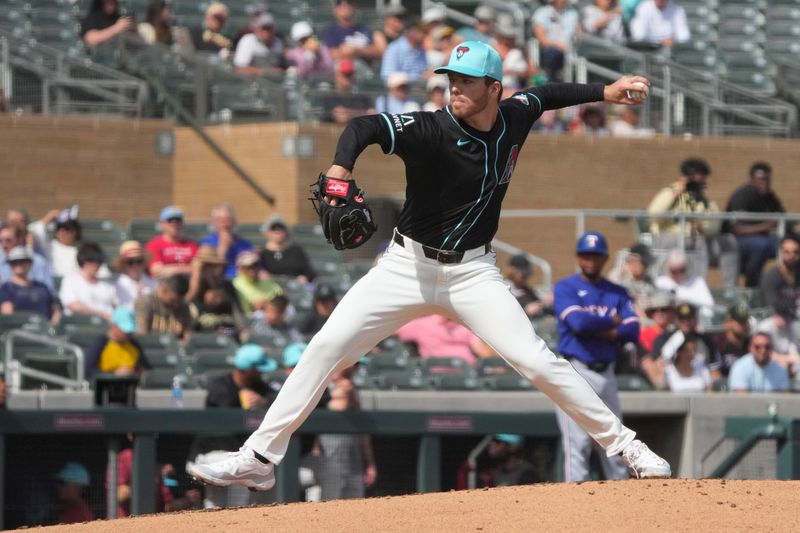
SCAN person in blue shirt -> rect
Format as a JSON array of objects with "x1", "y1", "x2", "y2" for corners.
[
  {"x1": 728, "y1": 332, "x2": 790, "y2": 393},
  {"x1": 0, "y1": 246, "x2": 61, "y2": 324},
  {"x1": 380, "y1": 22, "x2": 428, "y2": 81},
  {"x1": 553, "y1": 231, "x2": 640, "y2": 481},
  {"x1": 199, "y1": 204, "x2": 253, "y2": 279},
  {"x1": 0, "y1": 224, "x2": 54, "y2": 292}
]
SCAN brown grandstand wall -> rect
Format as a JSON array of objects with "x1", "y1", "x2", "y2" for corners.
[
  {"x1": 0, "y1": 115, "x2": 173, "y2": 224},
  {"x1": 168, "y1": 124, "x2": 800, "y2": 281},
  {"x1": 173, "y1": 123, "x2": 302, "y2": 224}
]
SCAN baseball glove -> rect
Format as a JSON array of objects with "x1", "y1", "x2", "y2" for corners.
[{"x1": 310, "y1": 173, "x2": 377, "y2": 251}]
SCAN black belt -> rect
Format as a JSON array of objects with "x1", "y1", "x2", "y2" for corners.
[
  {"x1": 392, "y1": 233, "x2": 491, "y2": 265},
  {"x1": 563, "y1": 355, "x2": 611, "y2": 373}
]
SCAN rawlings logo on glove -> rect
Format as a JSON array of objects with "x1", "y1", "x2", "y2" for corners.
[{"x1": 310, "y1": 173, "x2": 377, "y2": 251}]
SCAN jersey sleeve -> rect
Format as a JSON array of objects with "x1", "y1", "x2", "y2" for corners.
[
  {"x1": 615, "y1": 290, "x2": 641, "y2": 343},
  {"x1": 505, "y1": 83, "x2": 606, "y2": 130},
  {"x1": 332, "y1": 112, "x2": 441, "y2": 170},
  {"x1": 553, "y1": 281, "x2": 615, "y2": 335}
]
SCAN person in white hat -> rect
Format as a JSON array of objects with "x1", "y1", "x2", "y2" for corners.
[
  {"x1": 375, "y1": 72, "x2": 421, "y2": 114},
  {"x1": 234, "y1": 12, "x2": 285, "y2": 76},
  {"x1": 285, "y1": 21, "x2": 334, "y2": 79},
  {"x1": 0, "y1": 246, "x2": 61, "y2": 324}
]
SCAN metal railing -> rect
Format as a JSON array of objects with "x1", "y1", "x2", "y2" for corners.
[
  {"x1": 4, "y1": 329, "x2": 88, "y2": 392},
  {"x1": 0, "y1": 31, "x2": 147, "y2": 117},
  {"x1": 570, "y1": 34, "x2": 798, "y2": 138}
]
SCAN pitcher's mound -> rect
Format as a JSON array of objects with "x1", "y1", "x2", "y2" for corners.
[{"x1": 38, "y1": 479, "x2": 797, "y2": 532}]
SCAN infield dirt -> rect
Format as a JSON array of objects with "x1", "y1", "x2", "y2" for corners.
[{"x1": 34, "y1": 478, "x2": 797, "y2": 533}]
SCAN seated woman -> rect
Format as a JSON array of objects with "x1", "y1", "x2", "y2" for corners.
[{"x1": 663, "y1": 332, "x2": 711, "y2": 393}]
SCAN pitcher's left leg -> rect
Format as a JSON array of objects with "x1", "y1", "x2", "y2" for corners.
[{"x1": 446, "y1": 259, "x2": 634, "y2": 456}]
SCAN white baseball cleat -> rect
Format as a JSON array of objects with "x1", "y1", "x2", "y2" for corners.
[
  {"x1": 621, "y1": 439, "x2": 672, "y2": 479},
  {"x1": 190, "y1": 447, "x2": 276, "y2": 491}
]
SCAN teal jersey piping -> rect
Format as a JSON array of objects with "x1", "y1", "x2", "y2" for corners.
[
  {"x1": 380, "y1": 113, "x2": 396, "y2": 155},
  {"x1": 453, "y1": 109, "x2": 506, "y2": 249},
  {"x1": 441, "y1": 106, "x2": 489, "y2": 249},
  {"x1": 526, "y1": 92, "x2": 543, "y2": 114}
]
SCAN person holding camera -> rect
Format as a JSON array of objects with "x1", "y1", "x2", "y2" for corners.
[{"x1": 646, "y1": 158, "x2": 739, "y2": 287}]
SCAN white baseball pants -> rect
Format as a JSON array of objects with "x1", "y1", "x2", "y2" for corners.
[
  {"x1": 556, "y1": 360, "x2": 630, "y2": 482},
  {"x1": 245, "y1": 234, "x2": 636, "y2": 464}
]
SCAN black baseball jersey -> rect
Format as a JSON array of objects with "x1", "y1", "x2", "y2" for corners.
[{"x1": 333, "y1": 82, "x2": 606, "y2": 251}]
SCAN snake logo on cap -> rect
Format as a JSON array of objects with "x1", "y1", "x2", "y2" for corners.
[{"x1": 456, "y1": 46, "x2": 469, "y2": 59}]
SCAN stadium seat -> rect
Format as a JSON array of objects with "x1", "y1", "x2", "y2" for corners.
[
  {"x1": 0, "y1": 312, "x2": 50, "y2": 335},
  {"x1": 139, "y1": 367, "x2": 181, "y2": 389},
  {"x1": 19, "y1": 349, "x2": 79, "y2": 389},
  {"x1": 423, "y1": 357, "x2": 479, "y2": 390},
  {"x1": 134, "y1": 332, "x2": 182, "y2": 367},
  {"x1": 188, "y1": 348, "x2": 238, "y2": 374},
  {"x1": 126, "y1": 219, "x2": 160, "y2": 244},
  {"x1": 184, "y1": 332, "x2": 238, "y2": 352},
  {"x1": 616, "y1": 374, "x2": 653, "y2": 391},
  {"x1": 59, "y1": 314, "x2": 109, "y2": 334}
]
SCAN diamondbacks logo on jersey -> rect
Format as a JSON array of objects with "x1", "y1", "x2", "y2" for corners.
[
  {"x1": 512, "y1": 94, "x2": 530, "y2": 106},
  {"x1": 456, "y1": 46, "x2": 469, "y2": 59},
  {"x1": 499, "y1": 145, "x2": 519, "y2": 184},
  {"x1": 391, "y1": 114, "x2": 415, "y2": 132}
]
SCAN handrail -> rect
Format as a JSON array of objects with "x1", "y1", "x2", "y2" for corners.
[
  {"x1": 138, "y1": 68, "x2": 276, "y2": 206},
  {"x1": 491, "y1": 238, "x2": 552, "y2": 289},
  {"x1": 0, "y1": 30, "x2": 147, "y2": 116},
  {"x1": 4, "y1": 329, "x2": 87, "y2": 392},
  {"x1": 707, "y1": 420, "x2": 787, "y2": 478}
]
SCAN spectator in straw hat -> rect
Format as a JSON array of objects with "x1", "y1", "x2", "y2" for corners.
[
  {"x1": 114, "y1": 241, "x2": 156, "y2": 309},
  {"x1": 425, "y1": 24, "x2": 458, "y2": 69},
  {"x1": 375, "y1": 72, "x2": 421, "y2": 114}
]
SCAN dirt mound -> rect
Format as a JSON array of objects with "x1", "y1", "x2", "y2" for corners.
[{"x1": 37, "y1": 479, "x2": 797, "y2": 533}]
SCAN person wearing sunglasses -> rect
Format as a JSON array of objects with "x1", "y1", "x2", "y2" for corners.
[
  {"x1": 114, "y1": 241, "x2": 156, "y2": 309},
  {"x1": 728, "y1": 332, "x2": 790, "y2": 393}
]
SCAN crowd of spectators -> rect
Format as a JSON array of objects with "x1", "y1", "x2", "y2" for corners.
[{"x1": 67, "y1": 0, "x2": 706, "y2": 134}]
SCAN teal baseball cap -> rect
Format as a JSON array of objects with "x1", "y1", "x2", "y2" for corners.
[
  {"x1": 234, "y1": 343, "x2": 277, "y2": 372},
  {"x1": 494, "y1": 433, "x2": 523, "y2": 446},
  {"x1": 282, "y1": 342, "x2": 308, "y2": 368},
  {"x1": 433, "y1": 41, "x2": 503, "y2": 82},
  {"x1": 112, "y1": 307, "x2": 137, "y2": 334},
  {"x1": 56, "y1": 462, "x2": 91, "y2": 486}
]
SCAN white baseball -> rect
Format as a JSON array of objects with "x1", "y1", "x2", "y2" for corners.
[{"x1": 626, "y1": 81, "x2": 649, "y2": 102}]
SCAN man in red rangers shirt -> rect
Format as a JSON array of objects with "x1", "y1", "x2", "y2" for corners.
[{"x1": 145, "y1": 206, "x2": 199, "y2": 278}]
